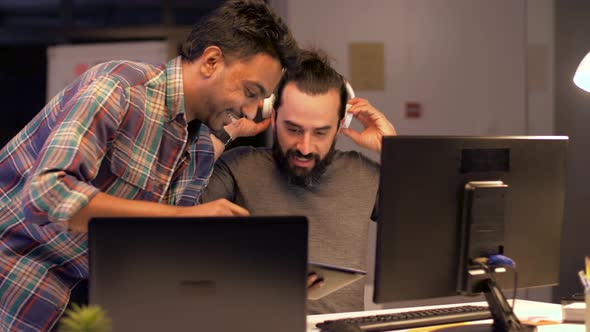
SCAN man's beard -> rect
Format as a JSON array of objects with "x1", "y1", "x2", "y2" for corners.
[{"x1": 272, "y1": 129, "x2": 336, "y2": 187}]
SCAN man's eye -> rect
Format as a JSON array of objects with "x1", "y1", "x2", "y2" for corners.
[
  {"x1": 287, "y1": 127, "x2": 300, "y2": 134},
  {"x1": 245, "y1": 89, "x2": 256, "y2": 98},
  {"x1": 315, "y1": 131, "x2": 327, "y2": 137}
]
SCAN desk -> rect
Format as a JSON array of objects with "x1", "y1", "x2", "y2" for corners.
[{"x1": 307, "y1": 300, "x2": 584, "y2": 332}]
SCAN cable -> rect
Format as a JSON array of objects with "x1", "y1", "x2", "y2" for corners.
[
  {"x1": 512, "y1": 270, "x2": 518, "y2": 309},
  {"x1": 488, "y1": 254, "x2": 518, "y2": 309},
  {"x1": 472, "y1": 255, "x2": 519, "y2": 311}
]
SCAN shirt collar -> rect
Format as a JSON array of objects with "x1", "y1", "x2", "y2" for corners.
[{"x1": 165, "y1": 56, "x2": 186, "y2": 123}]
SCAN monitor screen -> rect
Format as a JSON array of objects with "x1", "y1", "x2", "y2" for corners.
[
  {"x1": 374, "y1": 136, "x2": 568, "y2": 306},
  {"x1": 89, "y1": 216, "x2": 308, "y2": 332}
]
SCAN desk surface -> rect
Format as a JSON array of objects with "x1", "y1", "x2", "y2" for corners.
[{"x1": 306, "y1": 300, "x2": 584, "y2": 332}]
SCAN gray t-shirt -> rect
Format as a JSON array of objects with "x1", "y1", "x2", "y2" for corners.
[{"x1": 201, "y1": 146, "x2": 379, "y2": 314}]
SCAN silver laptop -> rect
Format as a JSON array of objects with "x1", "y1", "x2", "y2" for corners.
[{"x1": 88, "y1": 216, "x2": 308, "y2": 332}]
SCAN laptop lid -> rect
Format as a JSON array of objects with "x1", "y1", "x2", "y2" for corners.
[{"x1": 88, "y1": 216, "x2": 308, "y2": 332}]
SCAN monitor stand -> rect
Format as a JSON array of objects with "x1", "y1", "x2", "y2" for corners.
[{"x1": 438, "y1": 278, "x2": 535, "y2": 332}]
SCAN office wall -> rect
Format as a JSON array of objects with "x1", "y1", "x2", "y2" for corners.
[
  {"x1": 526, "y1": 0, "x2": 554, "y2": 135},
  {"x1": 522, "y1": 0, "x2": 555, "y2": 303},
  {"x1": 273, "y1": 0, "x2": 528, "y2": 160},
  {"x1": 555, "y1": 0, "x2": 590, "y2": 302}
]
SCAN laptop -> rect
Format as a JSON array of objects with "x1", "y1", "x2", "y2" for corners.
[{"x1": 88, "y1": 216, "x2": 308, "y2": 332}]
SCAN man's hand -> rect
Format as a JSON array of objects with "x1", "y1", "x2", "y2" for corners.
[
  {"x1": 339, "y1": 98, "x2": 397, "y2": 153},
  {"x1": 307, "y1": 272, "x2": 325, "y2": 290},
  {"x1": 224, "y1": 117, "x2": 271, "y2": 140},
  {"x1": 211, "y1": 116, "x2": 271, "y2": 159},
  {"x1": 180, "y1": 198, "x2": 250, "y2": 216}
]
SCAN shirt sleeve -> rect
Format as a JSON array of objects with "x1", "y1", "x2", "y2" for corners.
[
  {"x1": 364, "y1": 155, "x2": 380, "y2": 222},
  {"x1": 349, "y1": 151, "x2": 380, "y2": 222},
  {"x1": 23, "y1": 75, "x2": 128, "y2": 225},
  {"x1": 200, "y1": 152, "x2": 238, "y2": 203}
]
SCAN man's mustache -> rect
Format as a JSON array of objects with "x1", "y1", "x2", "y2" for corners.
[{"x1": 288, "y1": 149, "x2": 319, "y2": 161}]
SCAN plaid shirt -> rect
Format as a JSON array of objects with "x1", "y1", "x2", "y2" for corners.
[{"x1": 0, "y1": 56, "x2": 214, "y2": 331}]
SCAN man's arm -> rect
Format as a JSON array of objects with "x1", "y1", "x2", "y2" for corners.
[
  {"x1": 22, "y1": 76, "x2": 248, "y2": 233},
  {"x1": 68, "y1": 192, "x2": 247, "y2": 232},
  {"x1": 339, "y1": 98, "x2": 397, "y2": 153},
  {"x1": 201, "y1": 149, "x2": 243, "y2": 203}
]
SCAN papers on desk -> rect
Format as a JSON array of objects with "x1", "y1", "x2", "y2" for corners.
[
  {"x1": 562, "y1": 301, "x2": 585, "y2": 323},
  {"x1": 405, "y1": 319, "x2": 562, "y2": 332},
  {"x1": 536, "y1": 323, "x2": 585, "y2": 332},
  {"x1": 407, "y1": 321, "x2": 471, "y2": 331}
]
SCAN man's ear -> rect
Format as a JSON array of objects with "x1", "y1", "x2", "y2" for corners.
[{"x1": 199, "y1": 46, "x2": 224, "y2": 78}]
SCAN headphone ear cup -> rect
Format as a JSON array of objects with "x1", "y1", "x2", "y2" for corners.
[
  {"x1": 343, "y1": 81, "x2": 355, "y2": 128},
  {"x1": 345, "y1": 81, "x2": 355, "y2": 101},
  {"x1": 262, "y1": 94, "x2": 275, "y2": 119}
]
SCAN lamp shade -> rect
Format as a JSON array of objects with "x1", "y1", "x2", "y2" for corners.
[{"x1": 574, "y1": 51, "x2": 590, "y2": 92}]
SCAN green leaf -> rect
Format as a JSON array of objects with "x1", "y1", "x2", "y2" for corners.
[{"x1": 58, "y1": 304, "x2": 112, "y2": 332}]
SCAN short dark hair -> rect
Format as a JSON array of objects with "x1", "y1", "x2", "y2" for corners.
[
  {"x1": 180, "y1": 0, "x2": 298, "y2": 70},
  {"x1": 273, "y1": 49, "x2": 348, "y2": 123}
]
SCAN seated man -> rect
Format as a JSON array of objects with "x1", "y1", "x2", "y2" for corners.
[{"x1": 201, "y1": 49, "x2": 396, "y2": 314}]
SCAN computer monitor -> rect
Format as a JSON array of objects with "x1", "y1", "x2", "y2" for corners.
[
  {"x1": 374, "y1": 136, "x2": 568, "y2": 331},
  {"x1": 89, "y1": 216, "x2": 308, "y2": 332}
]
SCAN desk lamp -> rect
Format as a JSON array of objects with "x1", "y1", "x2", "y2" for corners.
[{"x1": 574, "y1": 51, "x2": 590, "y2": 92}]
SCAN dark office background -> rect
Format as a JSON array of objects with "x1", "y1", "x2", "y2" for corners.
[{"x1": 0, "y1": 0, "x2": 267, "y2": 148}]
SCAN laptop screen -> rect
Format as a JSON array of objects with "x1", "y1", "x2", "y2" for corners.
[{"x1": 88, "y1": 216, "x2": 308, "y2": 332}]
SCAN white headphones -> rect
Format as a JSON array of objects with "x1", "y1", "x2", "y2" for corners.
[
  {"x1": 342, "y1": 81, "x2": 355, "y2": 129},
  {"x1": 258, "y1": 80, "x2": 355, "y2": 127},
  {"x1": 260, "y1": 94, "x2": 276, "y2": 119}
]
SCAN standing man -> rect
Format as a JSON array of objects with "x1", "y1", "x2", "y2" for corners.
[
  {"x1": 202, "y1": 49, "x2": 396, "y2": 314},
  {"x1": 0, "y1": 1, "x2": 298, "y2": 330}
]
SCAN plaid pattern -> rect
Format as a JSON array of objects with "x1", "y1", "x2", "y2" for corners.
[{"x1": 0, "y1": 57, "x2": 214, "y2": 331}]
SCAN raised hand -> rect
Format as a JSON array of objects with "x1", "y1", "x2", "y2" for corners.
[
  {"x1": 225, "y1": 116, "x2": 271, "y2": 139},
  {"x1": 339, "y1": 98, "x2": 396, "y2": 152}
]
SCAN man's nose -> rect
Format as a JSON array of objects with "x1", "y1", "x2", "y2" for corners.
[{"x1": 296, "y1": 133, "x2": 312, "y2": 156}]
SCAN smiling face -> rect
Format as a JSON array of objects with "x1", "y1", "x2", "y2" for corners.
[
  {"x1": 184, "y1": 48, "x2": 283, "y2": 132},
  {"x1": 272, "y1": 82, "x2": 341, "y2": 186}
]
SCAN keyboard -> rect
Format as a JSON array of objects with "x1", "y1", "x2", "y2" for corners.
[{"x1": 316, "y1": 305, "x2": 491, "y2": 332}]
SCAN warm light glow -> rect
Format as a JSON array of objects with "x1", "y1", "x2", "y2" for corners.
[{"x1": 574, "y1": 51, "x2": 590, "y2": 92}]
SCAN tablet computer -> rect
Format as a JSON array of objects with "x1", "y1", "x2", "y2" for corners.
[{"x1": 307, "y1": 261, "x2": 367, "y2": 300}]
